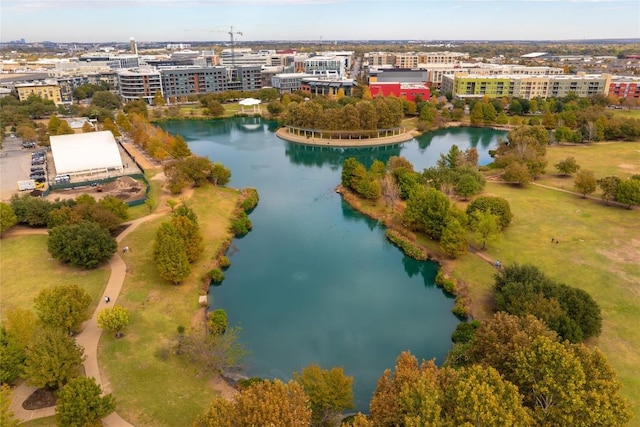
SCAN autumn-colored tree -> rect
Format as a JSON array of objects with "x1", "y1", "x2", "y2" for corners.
[
  {"x1": 293, "y1": 364, "x2": 354, "y2": 426},
  {"x1": 555, "y1": 156, "x2": 580, "y2": 176},
  {"x1": 596, "y1": 175, "x2": 621, "y2": 205},
  {"x1": 81, "y1": 121, "x2": 95, "y2": 133},
  {"x1": 0, "y1": 202, "x2": 17, "y2": 233},
  {"x1": 97, "y1": 305, "x2": 130, "y2": 338},
  {"x1": 0, "y1": 384, "x2": 19, "y2": 427},
  {"x1": 615, "y1": 177, "x2": 640, "y2": 208},
  {"x1": 171, "y1": 213, "x2": 204, "y2": 263},
  {"x1": 470, "y1": 102, "x2": 484, "y2": 126},
  {"x1": 23, "y1": 328, "x2": 85, "y2": 390},
  {"x1": 56, "y1": 377, "x2": 115, "y2": 426},
  {"x1": 153, "y1": 91, "x2": 166, "y2": 106},
  {"x1": 102, "y1": 117, "x2": 121, "y2": 137},
  {"x1": 502, "y1": 161, "x2": 531, "y2": 185},
  {"x1": 34, "y1": 284, "x2": 92, "y2": 334},
  {"x1": 574, "y1": 169, "x2": 597, "y2": 198},
  {"x1": 195, "y1": 379, "x2": 311, "y2": 427}
]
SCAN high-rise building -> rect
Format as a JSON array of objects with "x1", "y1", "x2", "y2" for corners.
[{"x1": 129, "y1": 37, "x2": 138, "y2": 55}]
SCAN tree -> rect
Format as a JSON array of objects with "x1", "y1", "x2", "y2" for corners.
[
  {"x1": 153, "y1": 223, "x2": 191, "y2": 284},
  {"x1": 574, "y1": 170, "x2": 597, "y2": 198},
  {"x1": 81, "y1": 121, "x2": 95, "y2": 133},
  {"x1": 470, "y1": 102, "x2": 484, "y2": 126},
  {"x1": 0, "y1": 384, "x2": 19, "y2": 427},
  {"x1": 293, "y1": 364, "x2": 354, "y2": 426},
  {"x1": 153, "y1": 91, "x2": 166, "y2": 106},
  {"x1": 555, "y1": 156, "x2": 580, "y2": 176},
  {"x1": 206, "y1": 100, "x2": 225, "y2": 117},
  {"x1": 97, "y1": 305, "x2": 130, "y2": 338},
  {"x1": 0, "y1": 202, "x2": 17, "y2": 233},
  {"x1": 91, "y1": 91, "x2": 122, "y2": 110},
  {"x1": 379, "y1": 174, "x2": 400, "y2": 210},
  {"x1": 439, "y1": 218, "x2": 468, "y2": 258},
  {"x1": 422, "y1": 188, "x2": 450, "y2": 240},
  {"x1": 170, "y1": 135, "x2": 191, "y2": 160},
  {"x1": 0, "y1": 327, "x2": 25, "y2": 384},
  {"x1": 23, "y1": 328, "x2": 85, "y2": 390},
  {"x1": 211, "y1": 162, "x2": 231, "y2": 186},
  {"x1": 454, "y1": 174, "x2": 482, "y2": 200},
  {"x1": 207, "y1": 309, "x2": 228, "y2": 335},
  {"x1": 34, "y1": 284, "x2": 92, "y2": 335},
  {"x1": 195, "y1": 379, "x2": 311, "y2": 427},
  {"x1": 615, "y1": 178, "x2": 640, "y2": 209},
  {"x1": 341, "y1": 158, "x2": 366, "y2": 189},
  {"x1": 48, "y1": 221, "x2": 117, "y2": 269},
  {"x1": 171, "y1": 214, "x2": 204, "y2": 263},
  {"x1": 56, "y1": 377, "x2": 115, "y2": 427},
  {"x1": 465, "y1": 196, "x2": 512, "y2": 230},
  {"x1": 597, "y1": 175, "x2": 621, "y2": 205},
  {"x1": 102, "y1": 117, "x2": 121, "y2": 137},
  {"x1": 177, "y1": 325, "x2": 246, "y2": 376},
  {"x1": 443, "y1": 365, "x2": 532, "y2": 427},
  {"x1": 502, "y1": 161, "x2": 531, "y2": 185},
  {"x1": 469, "y1": 210, "x2": 499, "y2": 250}
]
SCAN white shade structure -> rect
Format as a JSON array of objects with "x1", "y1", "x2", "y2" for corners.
[
  {"x1": 238, "y1": 98, "x2": 262, "y2": 114},
  {"x1": 50, "y1": 131, "x2": 124, "y2": 176}
]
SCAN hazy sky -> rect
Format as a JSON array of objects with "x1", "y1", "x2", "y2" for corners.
[{"x1": 1, "y1": 0, "x2": 639, "y2": 43}]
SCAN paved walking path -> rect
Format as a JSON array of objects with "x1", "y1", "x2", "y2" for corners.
[{"x1": 7, "y1": 210, "x2": 168, "y2": 426}]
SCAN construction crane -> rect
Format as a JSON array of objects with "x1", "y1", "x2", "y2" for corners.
[{"x1": 185, "y1": 26, "x2": 243, "y2": 67}]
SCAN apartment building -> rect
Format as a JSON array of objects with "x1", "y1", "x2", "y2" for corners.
[
  {"x1": 271, "y1": 73, "x2": 314, "y2": 94},
  {"x1": 300, "y1": 77, "x2": 356, "y2": 97},
  {"x1": 608, "y1": 76, "x2": 640, "y2": 100},
  {"x1": 303, "y1": 56, "x2": 346, "y2": 78},
  {"x1": 442, "y1": 72, "x2": 612, "y2": 100},
  {"x1": 15, "y1": 80, "x2": 63, "y2": 104},
  {"x1": 365, "y1": 51, "x2": 469, "y2": 68},
  {"x1": 159, "y1": 65, "x2": 262, "y2": 99},
  {"x1": 117, "y1": 68, "x2": 162, "y2": 104}
]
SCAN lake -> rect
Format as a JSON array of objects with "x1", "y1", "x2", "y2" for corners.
[{"x1": 159, "y1": 118, "x2": 506, "y2": 411}]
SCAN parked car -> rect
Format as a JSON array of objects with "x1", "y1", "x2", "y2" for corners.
[{"x1": 22, "y1": 141, "x2": 37, "y2": 148}]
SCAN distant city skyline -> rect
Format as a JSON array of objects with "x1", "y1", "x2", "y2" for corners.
[{"x1": 1, "y1": 0, "x2": 639, "y2": 44}]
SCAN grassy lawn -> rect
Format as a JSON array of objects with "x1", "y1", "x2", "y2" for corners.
[
  {"x1": 537, "y1": 141, "x2": 640, "y2": 192},
  {"x1": 612, "y1": 108, "x2": 640, "y2": 119},
  {"x1": 20, "y1": 417, "x2": 55, "y2": 427},
  {"x1": 0, "y1": 234, "x2": 110, "y2": 320},
  {"x1": 127, "y1": 170, "x2": 163, "y2": 220},
  {"x1": 99, "y1": 185, "x2": 240, "y2": 427},
  {"x1": 455, "y1": 180, "x2": 640, "y2": 418}
]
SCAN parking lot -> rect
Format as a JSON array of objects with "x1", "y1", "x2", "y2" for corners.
[
  {"x1": 1, "y1": 134, "x2": 144, "y2": 202},
  {"x1": 0, "y1": 136, "x2": 48, "y2": 201}
]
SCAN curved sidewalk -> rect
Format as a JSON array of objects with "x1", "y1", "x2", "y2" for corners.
[{"x1": 8, "y1": 213, "x2": 165, "y2": 426}]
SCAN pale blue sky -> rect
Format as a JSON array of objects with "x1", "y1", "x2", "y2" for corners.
[{"x1": 1, "y1": 0, "x2": 639, "y2": 43}]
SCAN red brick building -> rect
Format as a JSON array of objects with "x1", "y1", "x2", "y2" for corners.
[
  {"x1": 369, "y1": 82, "x2": 430, "y2": 102},
  {"x1": 608, "y1": 77, "x2": 640, "y2": 100}
]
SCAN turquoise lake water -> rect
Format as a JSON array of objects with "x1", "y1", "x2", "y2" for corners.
[{"x1": 159, "y1": 118, "x2": 506, "y2": 410}]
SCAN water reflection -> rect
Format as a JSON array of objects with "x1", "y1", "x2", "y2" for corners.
[{"x1": 285, "y1": 142, "x2": 402, "y2": 169}]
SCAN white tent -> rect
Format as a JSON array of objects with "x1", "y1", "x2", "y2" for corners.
[{"x1": 50, "y1": 131, "x2": 124, "y2": 176}]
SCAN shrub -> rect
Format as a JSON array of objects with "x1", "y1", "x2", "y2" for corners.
[
  {"x1": 231, "y1": 211, "x2": 252, "y2": 237},
  {"x1": 435, "y1": 270, "x2": 457, "y2": 295},
  {"x1": 452, "y1": 297, "x2": 469, "y2": 319},
  {"x1": 451, "y1": 320, "x2": 481, "y2": 343},
  {"x1": 240, "y1": 188, "x2": 259, "y2": 212},
  {"x1": 218, "y1": 255, "x2": 231, "y2": 269},
  {"x1": 208, "y1": 268, "x2": 225, "y2": 283},
  {"x1": 384, "y1": 229, "x2": 428, "y2": 260},
  {"x1": 207, "y1": 309, "x2": 228, "y2": 335}
]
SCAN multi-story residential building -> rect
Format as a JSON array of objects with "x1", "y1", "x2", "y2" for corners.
[
  {"x1": 304, "y1": 56, "x2": 346, "y2": 78},
  {"x1": 300, "y1": 77, "x2": 356, "y2": 97},
  {"x1": 368, "y1": 68, "x2": 429, "y2": 84},
  {"x1": 365, "y1": 51, "x2": 469, "y2": 68},
  {"x1": 159, "y1": 65, "x2": 262, "y2": 99},
  {"x1": 117, "y1": 68, "x2": 162, "y2": 104},
  {"x1": 608, "y1": 76, "x2": 640, "y2": 100},
  {"x1": 271, "y1": 73, "x2": 313, "y2": 94},
  {"x1": 442, "y1": 72, "x2": 612, "y2": 100},
  {"x1": 15, "y1": 80, "x2": 63, "y2": 104},
  {"x1": 369, "y1": 82, "x2": 430, "y2": 102}
]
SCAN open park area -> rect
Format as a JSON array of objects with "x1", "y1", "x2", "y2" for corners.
[{"x1": 2, "y1": 139, "x2": 639, "y2": 426}]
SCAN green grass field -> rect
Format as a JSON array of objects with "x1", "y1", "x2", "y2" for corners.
[
  {"x1": 0, "y1": 234, "x2": 110, "y2": 320},
  {"x1": 457, "y1": 175, "x2": 640, "y2": 419},
  {"x1": 98, "y1": 185, "x2": 241, "y2": 427}
]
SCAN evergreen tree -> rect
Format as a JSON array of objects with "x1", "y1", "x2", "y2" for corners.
[{"x1": 56, "y1": 377, "x2": 115, "y2": 427}]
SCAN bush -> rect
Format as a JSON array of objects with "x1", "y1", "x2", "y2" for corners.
[
  {"x1": 231, "y1": 211, "x2": 252, "y2": 237},
  {"x1": 240, "y1": 188, "x2": 259, "y2": 212},
  {"x1": 208, "y1": 268, "x2": 225, "y2": 283},
  {"x1": 384, "y1": 229, "x2": 428, "y2": 260},
  {"x1": 218, "y1": 255, "x2": 231, "y2": 269},
  {"x1": 207, "y1": 309, "x2": 228, "y2": 335},
  {"x1": 435, "y1": 270, "x2": 457, "y2": 295},
  {"x1": 452, "y1": 297, "x2": 469, "y2": 319},
  {"x1": 451, "y1": 320, "x2": 481, "y2": 343}
]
